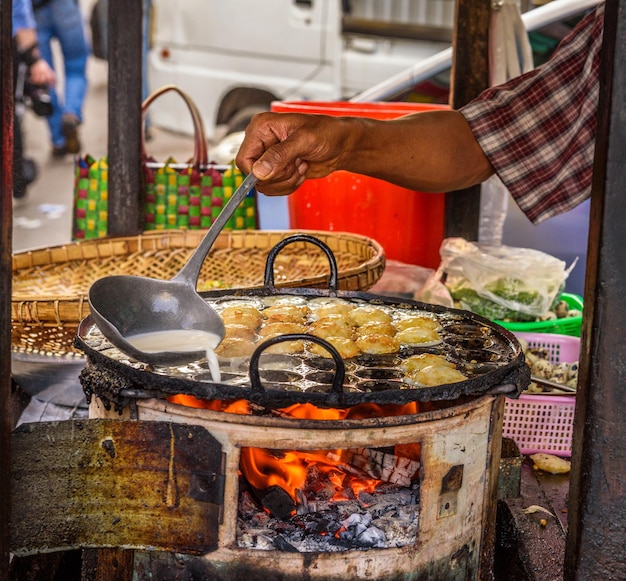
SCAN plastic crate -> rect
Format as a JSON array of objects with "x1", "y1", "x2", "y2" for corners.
[
  {"x1": 502, "y1": 332, "x2": 580, "y2": 457},
  {"x1": 514, "y1": 331, "x2": 581, "y2": 364},
  {"x1": 494, "y1": 292, "x2": 583, "y2": 337}
]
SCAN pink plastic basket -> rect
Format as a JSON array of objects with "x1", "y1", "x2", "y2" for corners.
[{"x1": 502, "y1": 332, "x2": 580, "y2": 457}]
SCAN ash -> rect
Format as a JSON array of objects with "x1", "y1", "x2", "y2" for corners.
[{"x1": 237, "y1": 482, "x2": 419, "y2": 553}]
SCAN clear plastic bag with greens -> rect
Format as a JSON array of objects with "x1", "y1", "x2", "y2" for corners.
[{"x1": 419, "y1": 238, "x2": 576, "y2": 321}]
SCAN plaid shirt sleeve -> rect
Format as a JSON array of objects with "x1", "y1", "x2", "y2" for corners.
[{"x1": 460, "y1": 4, "x2": 604, "y2": 224}]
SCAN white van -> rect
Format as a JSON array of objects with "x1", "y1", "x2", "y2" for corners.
[{"x1": 146, "y1": 0, "x2": 453, "y2": 140}]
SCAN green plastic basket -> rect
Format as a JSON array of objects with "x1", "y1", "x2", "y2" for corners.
[{"x1": 494, "y1": 292, "x2": 583, "y2": 337}]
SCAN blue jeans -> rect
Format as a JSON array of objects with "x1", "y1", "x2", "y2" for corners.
[{"x1": 34, "y1": 0, "x2": 90, "y2": 148}]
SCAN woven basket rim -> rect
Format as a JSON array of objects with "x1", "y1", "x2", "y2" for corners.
[
  {"x1": 12, "y1": 229, "x2": 386, "y2": 326},
  {"x1": 13, "y1": 228, "x2": 384, "y2": 270}
]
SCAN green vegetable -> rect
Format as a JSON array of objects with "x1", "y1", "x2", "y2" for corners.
[
  {"x1": 490, "y1": 278, "x2": 539, "y2": 307},
  {"x1": 449, "y1": 287, "x2": 536, "y2": 321}
]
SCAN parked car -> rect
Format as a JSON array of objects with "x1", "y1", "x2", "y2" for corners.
[{"x1": 146, "y1": 0, "x2": 455, "y2": 140}]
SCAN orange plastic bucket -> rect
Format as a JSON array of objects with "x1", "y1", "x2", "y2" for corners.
[{"x1": 270, "y1": 101, "x2": 448, "y2": 268}]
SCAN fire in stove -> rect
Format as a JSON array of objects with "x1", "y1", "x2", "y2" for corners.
[
  {"x1": 168, "y1": 395, "x2": 423, "y2": 553},
  {"x1": 237, "y1": 442, "x2": 420, "y2": 552}
]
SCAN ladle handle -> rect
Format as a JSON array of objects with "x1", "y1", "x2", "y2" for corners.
[{"x1": 173, "y1": 172, "x2": 258, "y2": 286}]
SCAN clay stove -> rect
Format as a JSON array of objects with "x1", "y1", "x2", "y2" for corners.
[{"x1": 89, "y1": 392, "x2": 504, "y2": 580}]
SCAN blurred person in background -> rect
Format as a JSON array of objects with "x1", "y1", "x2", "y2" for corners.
[
  {"x1": 32, "y1": 0, "x2": 90, "y2": 157},
  {"x1": 12, "y1": 0, "x2": 56, "y2": 198},
  {"x1": 13, "y1": 0, "x2": 55, "y2": 86}
]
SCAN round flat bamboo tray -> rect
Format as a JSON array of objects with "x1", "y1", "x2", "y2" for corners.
[{"x1": 12, "y1": 229, "x2": 385, "y2": 355}]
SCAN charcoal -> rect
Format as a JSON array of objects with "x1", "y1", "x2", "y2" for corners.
[
  {"x1": 238, "y1": 443, "x2": 421, "y2": 551},
  {"x1": 273, "y1": 535, "x2": 300, "y2": 553},
  {"x1": 238, "y1": 490, "x2": 261, "y2": 518},
  {"x1": 357, "y1": 525, "x2": 387, "y2": 547},
  {"x1": 252, "y1": 484, "x2": 296, "y2": 520}
]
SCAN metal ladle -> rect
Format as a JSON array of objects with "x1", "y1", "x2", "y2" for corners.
[{"x1": 87, "y1": 173, "x2": 258, "y2": 366}]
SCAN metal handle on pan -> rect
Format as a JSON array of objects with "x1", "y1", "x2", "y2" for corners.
[
  {"x1": 263, "y1": 234, "x2": 340, "y2": 291},
  {"x1": 249, "y1": 334, "x2": 347, "y2": 407}
]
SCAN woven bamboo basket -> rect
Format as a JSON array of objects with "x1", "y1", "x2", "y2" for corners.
[{"x1": 12, "y1": 229, "x2": 385, "y2": 356}]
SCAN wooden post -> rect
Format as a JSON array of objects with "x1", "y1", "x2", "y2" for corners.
[
  {"x1": 79, "y1": 0, "x2": 145, "y2": 574},
  {"x1": 0, "y1": 0, "x2": 14, "y2": 577},
  {"x1": 81, "y1": 549, "x2": 134, "y2": 581},
  {"x1": 106, "y1": 0, "x2": 144, "y2": 236},
  {"x1": 445, "y1": 0, "x2": 491, "y2": 240},
  {"x1": 565, "y1": 0, "x2": 626, "y2": 578}
]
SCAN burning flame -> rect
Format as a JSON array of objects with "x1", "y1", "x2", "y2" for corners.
[
  {"x1": 166, "y1": 396, "x2": 425, "y2": 419},
  {"x1": 240, "y1": 447, "x2": 385, "y2": 506},
  {"x1": 168, "y1": 395, "x2": 423, "y2": 512},
  {"x1": 279, "y1": 401, "x2": 422, "y2": 420},
  {"x1": 167, "y1": 394, "x2": 251, "y2": 415},
  {"x1": 240, "y1": 448, "x2": 310, "y2": 493}
]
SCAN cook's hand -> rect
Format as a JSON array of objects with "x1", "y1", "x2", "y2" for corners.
[{"x1": 236, "y1": 112, "x2": 353, "y2": 196}]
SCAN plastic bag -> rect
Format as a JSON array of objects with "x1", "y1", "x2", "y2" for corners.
[
  {"x1": 368, "y1": 260, "x2": 434, "y2": 299},
  {"x1": 419, "y1": 238, "x2": 576, "y2": 321},
  {"x1": 479, "y1": 174, "x2": 509, "y2": 246}
]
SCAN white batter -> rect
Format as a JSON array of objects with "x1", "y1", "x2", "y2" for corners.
[{"x1": 126, "y1": 329, "x2": 222, "y2": 382}]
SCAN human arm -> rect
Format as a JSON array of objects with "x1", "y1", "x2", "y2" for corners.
[
  {"x1": 25, "y1": 57, "x2": 55, "y2": 86},
  {"x1": 14, "y1": 34, "x2": 55, "y2": 88},
  {"x1": 238, "y1": 3, "x2": 604, "y2": 219},
  {"x1": 13, "y1": 30, "x2": 56, "y2": 86},
  {"x1": 12, "y1": 0, "x2": 56, "y2": 87},
  {"x1": 235, "y1": 109, "x2": 494, "y2": 197}
]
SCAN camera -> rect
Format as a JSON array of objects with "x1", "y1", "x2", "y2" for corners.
[{"x1": 23, "y1": 81, "x2": 53, "y2": 117}]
